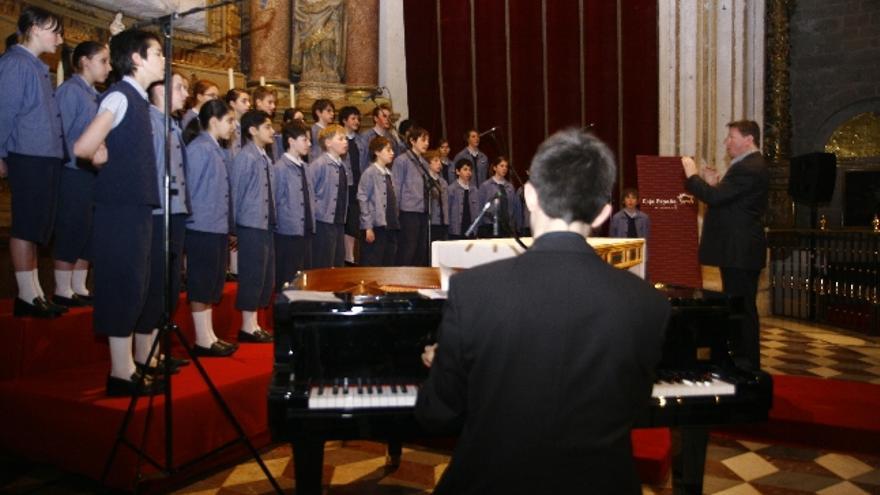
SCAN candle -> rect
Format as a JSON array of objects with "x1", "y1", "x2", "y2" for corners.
[
  {"x1": 289, "y1": 83, "x2": 295, "y2": 108},
  {"x1": 260, "y1": 76, "x2": 266, "y2": 87},
  {"x1": 227, "y1": 68, "x2": 234, "y2": 91},
  {"x1": 56, "y1": 60, "x2": 64, "y2": 87}
]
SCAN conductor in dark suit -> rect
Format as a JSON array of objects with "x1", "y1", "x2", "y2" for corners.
[
  {"x1": 676, "y1": 120, "x2": 768, "y2": 494},
  {"x1": 682, "y1": 120, "x2": 768, "y2": 371},
  {"x1": 415, "y1": 129, "x2": 671, "y2": 494}
]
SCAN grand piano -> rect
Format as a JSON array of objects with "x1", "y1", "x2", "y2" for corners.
[{"x1": 269, "y1": 248, "x2": 773, "y2": 493}]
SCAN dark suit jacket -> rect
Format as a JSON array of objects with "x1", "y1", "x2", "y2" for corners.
[
  {"x1": 415, "y1": 232, "x2": 670, "y2": 494},
  {"x1": 685, "y1": 151, "x2": 769, "y2": 270}
]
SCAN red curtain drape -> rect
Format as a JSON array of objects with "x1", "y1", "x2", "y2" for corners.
[{"x1": 403, "y1": 0, "x2": 657, "y2": 196}]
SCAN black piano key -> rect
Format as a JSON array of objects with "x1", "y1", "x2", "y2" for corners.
[{"x1": 357, "y1": 377, "x2": 364, "y2": 395}]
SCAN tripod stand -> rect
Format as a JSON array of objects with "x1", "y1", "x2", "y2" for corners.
[{"x1": 100, "y1": 3, "x2": 281, "y2": 493}]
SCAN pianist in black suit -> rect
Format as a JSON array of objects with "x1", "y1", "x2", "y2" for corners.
[{"x1": 415, "y1": 129, "x2": 671, "y2": 494}]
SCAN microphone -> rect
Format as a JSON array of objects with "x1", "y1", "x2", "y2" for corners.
[{"x1": 479, "y1": 126, "x2": 497, "y2": 137}]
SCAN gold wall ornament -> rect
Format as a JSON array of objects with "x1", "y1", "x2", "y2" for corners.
[
  {"x1": 763, "y1": 0, "x2": 795, "y2": 228},
  {"x1": 825, "y1": 112, "x2": 880, "y2": 159},
  {"x1": 0, "y1": 0, "x2": 242, "y2": 70}
]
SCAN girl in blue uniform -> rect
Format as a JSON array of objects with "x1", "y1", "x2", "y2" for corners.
[
  {"x1": 478, "y1": 156, "x2": 517, "y2": 238},
  {"x1": 273, "y1": 121, "x2": 317, "y2": 285},
  {"x1": 180, "y1": 79, "x2": 219, "y2": 131},
  {"x1": 184, "y1": 99, "x2": 239, "y2": 357},
  {"x1": 52, "y1": 41, "x2": 110, "y2": 308},
  {"x1": 230, "y1": 110, "x2": 277, "y2": 344},
  {"x1": 224, "y1": 88, "x2": 250, "y2": 159},
  {"x1": 0, "y1": 6, "x2": 66, "y2": 318}
]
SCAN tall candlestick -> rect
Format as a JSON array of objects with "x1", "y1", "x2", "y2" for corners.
[
  {"x1": 260, "y1": 76, "x2": 266, "y2": 87},
  {"x1": 289, "y1": 83, "x2": 295, "y2": 108},
  {"x1": 227, "y1": 68, "x2": 234, "y2": 90},
  {"x1": 56, "y1": 60, "x2": 64, "y2": 87}
]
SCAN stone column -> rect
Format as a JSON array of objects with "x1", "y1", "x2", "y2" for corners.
[
  {"x1": 248, "y1": 0, "x2": 290, "y2": 85},
  {"x1": 345, "y1": 0, "x2": 379, "y2": 91}
]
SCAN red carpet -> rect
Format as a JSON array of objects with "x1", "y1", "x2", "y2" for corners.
[{"x1": 719, "y1": 374, "x2": 880, "y2": 456}]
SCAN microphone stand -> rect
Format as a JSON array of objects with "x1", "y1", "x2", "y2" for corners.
[
  {"x1": 464, "y1": 192, "x2": 500, "y2": 238},
  {"x1": 101, "y1": 3, "x2": 282, "y2": 493}
]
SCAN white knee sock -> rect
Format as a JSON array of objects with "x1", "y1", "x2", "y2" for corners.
[
  {"x1": 31, "y1": 270, "x2": 45, "y2": 298},
  {"x1": 241, "y1": 310, "x2": 260, "y2": 333},
  {"x1": 72, "y1": 268, "x2": 90, "y2": 296},
  {"x1": 134, "y1": 329, "x2": 159, "y2": 366},
  {"x1": 54, "y1": 270, "x2": 74, "y2": 298},
  {"x1": 15, "y1": 271, "x2": 39, "y2": 303},
  {"x1": 192, "y1": 309, "x2": 218, "y2": 348},
  {"x1": 344, "y1": 235, "x2": 355, "y2": 263},
  {"x1": 109, "y1": 336, "x2": 136, "y2": 380}
]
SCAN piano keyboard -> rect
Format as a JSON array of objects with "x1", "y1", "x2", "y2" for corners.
[
  {"x1": 652, "y1": 371, "x2": 736, "y2": 399},
  {"x1": 308, "y1": 378, "x2": 419, "y2": 409},
  {"x1": 305, "y1": 373, "x2": 735, "y2": 410}
]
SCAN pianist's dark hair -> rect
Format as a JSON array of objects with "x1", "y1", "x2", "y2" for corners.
[{"x1": 528, "y1": 128, "x2": 615, "y2": 224}]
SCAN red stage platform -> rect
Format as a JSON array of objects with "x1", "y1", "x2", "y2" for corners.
[{"x1": 0, "y1": 284, "x2": 274, "y2": 491}]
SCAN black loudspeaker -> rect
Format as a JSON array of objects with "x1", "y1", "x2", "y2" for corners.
[{"x1": 789, "y1": 152, "x2": 837, "y2": 204}]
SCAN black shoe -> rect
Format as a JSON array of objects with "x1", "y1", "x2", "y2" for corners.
[
  {"x1": 165, "y1": 355, "x2": 190, "y2": 368},
  {"x1": 13, "y1": 297, "x2": 59, "y2": 319},
  {"x1": 45, "y1": 298, "x2": 68, "y2": 315},
  {"x1": 106, "y1": 371, "x2": 165, "y2": 397},
  {"x1": 136, "y1": 357, "x2": 181, "y2": 376},
  {"x1": 193, "y1": 341, "x2": 237, "y2": 357},
  {"x1": 238, "y1": 328, "x2": 274, "y2": 343},
  {"x1": 73, "y1": 293, "x2": 93, "y2": 304},
  {"x1": 53, "y1": 294, "x2": 91, "y2": 307},
  {"x1": 215, "y1": 339, "x2": 239, "y2": 351}
]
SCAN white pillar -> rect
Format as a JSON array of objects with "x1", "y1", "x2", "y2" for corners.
[
  {"x1": 378, "y1": 0, "x2": 409, "y2": 120},
  {"x1": 658, "y1": 0, "x2": 764, "y2": 175}
]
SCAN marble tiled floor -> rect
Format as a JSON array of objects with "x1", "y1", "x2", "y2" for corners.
[{"x1": 2, "y1": 316, "x2": 879, "y2": 494}]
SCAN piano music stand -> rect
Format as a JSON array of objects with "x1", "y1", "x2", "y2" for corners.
[{"x1": 99, "y1": 4, "x2": 282, "y2": 494}]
